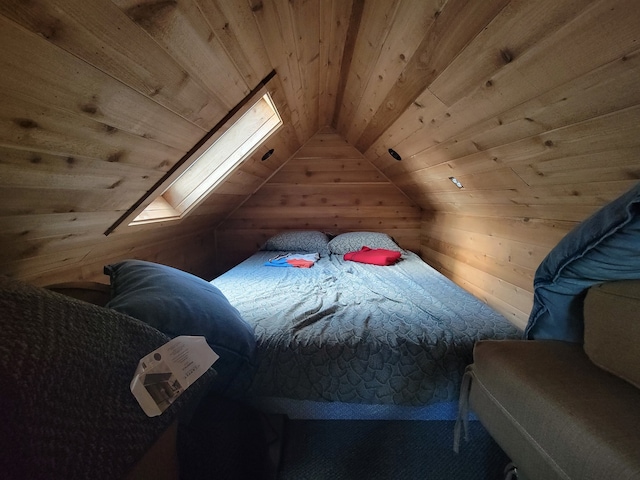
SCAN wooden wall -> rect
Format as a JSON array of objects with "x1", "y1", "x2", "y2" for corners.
[
  {"x1": 0, "y1": 1, "x2": 301, "y2": 285},
  {"x1": 215, "y1": 128, "x2": 422, "y2": 274},
  {"x1": 0, "y1": 66, "x2": 300, "y2": 286},
  {"x1": 0, "y1": 0, "x2": 639, "y2": 331},
  {"x1": 362, "y1": 0, "x2": 640, "y2": 328}
]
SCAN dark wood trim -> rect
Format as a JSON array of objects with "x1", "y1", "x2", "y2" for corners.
[{"x1": 330, "y1": 0, "x2": 365, "y2": 129}]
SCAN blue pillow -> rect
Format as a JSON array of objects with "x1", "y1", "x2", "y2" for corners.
[
  {"x1": 104, "y1": 260, "x2": 257, "y2": 396},
  {"x1": 525, "y1": 182, "x2": 640, "y2": 342}
]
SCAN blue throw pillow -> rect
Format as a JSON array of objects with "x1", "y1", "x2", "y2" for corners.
[
  {"x1": 525, "y1": 182, "x2": 640, "y2": 342},
  {"x1": 104, "y1": 260, "x2": 257, "y2": 396}
]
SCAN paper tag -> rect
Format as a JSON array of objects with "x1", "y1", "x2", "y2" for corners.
[{"x1": 130, "y1": 336, "x2": 218, "y2": 417}]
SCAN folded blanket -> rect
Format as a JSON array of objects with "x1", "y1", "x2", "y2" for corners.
[
  {"x1": 264, "y1": 253, "x2": 319, "y2": 268},
  {"x1": 264, "y1": 253, "x2": 293, "y2": 267},
  {"x1": 287, "y1": 258, "x2": 315, "y2": 268},
  {"x1": 343, "y1": 246, "x2": 402, "y2": 266}
]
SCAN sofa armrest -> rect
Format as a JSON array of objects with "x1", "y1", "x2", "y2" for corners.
[
  {"x1": 464, "y1": 340, "x2": 640, "y2": 480},
  {"x1": 584, "y1": 280, "x2": 640, "y2": 389}
]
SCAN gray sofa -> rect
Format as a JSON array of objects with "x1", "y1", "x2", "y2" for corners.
[
  {"x1": 457, "y1": 280, "x2": 640, "y2": 480},
  {"x1": 0, "y1": 276, "x2": 217, "y2": 479}
]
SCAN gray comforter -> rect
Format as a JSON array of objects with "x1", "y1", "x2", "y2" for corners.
[{"x1": 211, "y1": 251, "x2": 520, "y2": 406}]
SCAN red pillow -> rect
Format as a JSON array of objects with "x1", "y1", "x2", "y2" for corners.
[{"x1": 343, "y1": 246, "x2": 402, "y2": 266}]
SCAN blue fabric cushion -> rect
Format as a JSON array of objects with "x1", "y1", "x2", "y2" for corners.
[
  {"x1": 104, "y1": 260, "x2": 257, "y2": 396},
  {"x1": 328, "y1": 231, "x2": 403, "y2": 255},
  {"x1": 262, "y1": 230, "x2": 329, "y2": 255},
  {"x1": 525, "y1": 182, "x2": 640, "y2": 342}
]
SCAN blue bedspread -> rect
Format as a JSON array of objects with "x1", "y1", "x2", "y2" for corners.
[{"x1": 211, "y1": 251, "x2": 521, "y2": 406}]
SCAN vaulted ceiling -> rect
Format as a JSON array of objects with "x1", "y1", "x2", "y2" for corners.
[{"x1": 1, "y1": 0, "x2": 640, "y2": 292}]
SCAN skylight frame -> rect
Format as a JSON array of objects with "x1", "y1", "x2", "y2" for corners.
[
  {"x1": 106, "y1": 78, "x2": 282, "y2": 234},
  {"x1": 129, "y1": 92, "x2": 282, "y2": 226},
  {"x1": 164, "y1": 93, "x2": 282, "y2": 218}
]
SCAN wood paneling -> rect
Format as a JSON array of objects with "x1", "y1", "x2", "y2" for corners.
[
  {"x1": 0, "y1": 0, "x2": 227, "y2": 128},
  {"x1": 420, "y1": 211, "x2": 566, "y2": 328},
  {"x1": 353, "y1": 0, "x2": 512, "y2": 152},
  {"x1": 0, "y1": 0, "x2": 638, "y2": 330},
  {"x1": 215, "y1": 128, "x2": 421, "y2": 274},
  {"x1": 360, "y1": 0, "x2": 640, "y2": 326}
]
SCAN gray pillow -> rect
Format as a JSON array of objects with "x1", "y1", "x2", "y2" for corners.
[
  {"x1": 328, "y1": 231, "x2": 402, "y2": 255},
  {"x1": 262, "y1": 230, "x2": 330, "y2": 254}
]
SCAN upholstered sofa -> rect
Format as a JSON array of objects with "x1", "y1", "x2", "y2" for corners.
[
  {"x1": 454, "y1": 182, "x2": 640, "y2": 479},
  {"x1": 457, "y1": 279, "x2": 640, "y2": 479},
  {"x1": 0, "y1": 275, "x2": 216, "y2": 479},
  {"x1": 0, "y1": 260, "x2": 263, "y2": 480}
]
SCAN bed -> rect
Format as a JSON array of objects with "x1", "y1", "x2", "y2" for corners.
[{"x1": 210, "y1": 231, "x2": 522, "y2": 418}]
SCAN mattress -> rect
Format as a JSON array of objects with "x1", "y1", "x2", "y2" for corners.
[{"x1": 211, "y1": 250, "x2": 521, "y2": 406}]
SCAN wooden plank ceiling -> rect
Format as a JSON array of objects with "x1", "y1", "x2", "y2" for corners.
[{"x1": 1, "y1": 0, "x2": 639, "y2": 326}]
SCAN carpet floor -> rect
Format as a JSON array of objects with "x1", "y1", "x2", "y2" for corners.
[
  {"x1": 177, "y1": 394, "x2": 511, "y2": 480},
  {"x1": 276, "y1": 419, "x2": 511, "y2": 480}
]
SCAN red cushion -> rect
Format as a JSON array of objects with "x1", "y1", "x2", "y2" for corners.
[{"x1": 343, "y1": 246, "x2": 402, "y2": 266}]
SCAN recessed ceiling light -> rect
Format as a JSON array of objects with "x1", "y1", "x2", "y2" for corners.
[
  {"x1": 261, "y1": 148, "x2": 274, "y2": 161},
  {"x1": 449, "y1": 176, "x2": 464, "y2": 188},
  {"x1": 388, "y1": 148, "x2": 402, "y2": 161}
]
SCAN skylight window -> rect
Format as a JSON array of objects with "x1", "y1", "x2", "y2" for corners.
[{"x1": 129, "y1": 92, "x2": 282, "y2": 226}]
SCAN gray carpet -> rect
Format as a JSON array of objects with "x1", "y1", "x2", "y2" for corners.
[
  {"x1": 277, "y1": 419, "x2": 510, "y2": 480},
  {"x1": 176, "y1": 394, "x2": 510, "y2": 480}
]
